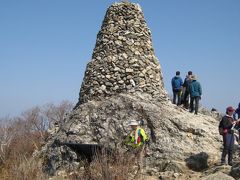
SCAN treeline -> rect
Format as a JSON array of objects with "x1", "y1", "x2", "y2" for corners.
[{"x1": 0, "y1": 101, "x2": 73, "y2": 179}]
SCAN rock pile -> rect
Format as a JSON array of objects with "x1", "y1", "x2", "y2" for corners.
[
  {"x1": 77, "y1": 2, "x2": 167, "y2": 105},
  {"x1": 40, "y1": 2, "x2": 239, "y2": 179}
]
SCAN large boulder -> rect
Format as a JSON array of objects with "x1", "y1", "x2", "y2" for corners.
[
  {"x1": 41, "y1": 93, "x2": 221, "y2": 175},
  {"x1": 40, "y1": 1, "x2": 222, "y2": 177}
]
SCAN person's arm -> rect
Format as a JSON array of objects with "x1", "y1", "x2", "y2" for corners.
[
  {"x1": 124, "y1": 134, "x2": 132, "y2": 145},
  {"x1": 171, "y1": 78, "x2": 174, "y2": 89},
  {"x1": 198, "y1": 82, "x2": 202, "y2": 96},
  {"x1": 180, "y1": 78, "x2": 183, "y2": 87},
  {"x1": 183, "y1": 79, "x2": 186, "y2": 87},
  {"x1": 188, "y1": 83, "x2": 192, "y2": 94},
  {"x1": 221, "y1": 117, "x2": 230, "y2": 134},
  {"x1": 235, "y1": 118, "x2": 240, "y2": 124},
  {"x1": 140, "y1": 129, "x2": 149, "y2": 142}
]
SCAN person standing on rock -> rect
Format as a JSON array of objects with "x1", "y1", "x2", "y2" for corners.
[
  {"x1": 219, "y1": 106, "x2": 240, "y2": 166},
  {"x1": 125, "y1": 120, "x2": 149, "y2": 173},
  {"x1": 189, "y1": 75, "x2": 202, "y2": 115},
  {"x1": 234, "y1": 102, "x2": 240, "y2": 120},
  {"x1": 233, "y1": 103, "x2": 240, "y2": 143},
  {"x1": 182, "y1": 71, "x2": 192, "y2": 109},
  {"x1": 171, "y1": 71, "x2": 183, "y2": 105}
]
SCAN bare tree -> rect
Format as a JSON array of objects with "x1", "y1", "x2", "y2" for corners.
[
  {"x1": 0, "y1": 117, "x2": 16, "y2": 164},
  {"x1": 21, "y1": 107, "x2": 47, "y2": 139},
  {"x1": 43, "y1": 100, "x2": 73, "y2": 128},
  {"x1": 0, "y1": 100, "x2": 74, "y2": 175}
]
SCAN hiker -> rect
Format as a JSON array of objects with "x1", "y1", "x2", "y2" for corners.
[
  {"x1": 125, "y1": 120, "x2": 149, "y2": 173},
  {"x1": 219, "y1": 106, "x2": 240, "y2": 166},
  {"x1": 182, "y1": 71, "x2": 192, "y2": 109},
  {"x1": 234, "y1": 102, "x2": 240, "y2": 120},
  {"x1": 189, "y1": 75, "x2": 202, "y2": 115},
  {"x1": 233, "y1": 103, "x2": 240, "y2": 142},
  {"x1": 171, "y1": 71, "x2": 183, "y2": 105}
]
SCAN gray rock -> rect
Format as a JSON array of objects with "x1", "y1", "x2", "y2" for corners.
[
  {"x1": 41, "y1": 93, "x2": 221, "y2": 175},
  {"x1": 201, "y1": 172, "x2": 234, "y2": 180},
  {"x1": 230, "y1": 162, "x2": 240, "y2": 179},
  {"x1": 100, "y1": 85, "x2": 106, "y2": 91}
]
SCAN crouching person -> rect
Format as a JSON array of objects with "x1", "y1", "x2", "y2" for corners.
[
  {"x1": 125, "y1": 120, "x2": 149, "y2": 174},
  {"x1": 219, "y1": 106, "x2": 240, "y2": 166}
]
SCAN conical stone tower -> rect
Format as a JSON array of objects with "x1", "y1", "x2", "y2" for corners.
[
  {"x1": 77, "y1": 2, "x2": 167, "y2": 106},
  {"x1": 41, "y1": 2, "x2": 221, "y2": 177}
]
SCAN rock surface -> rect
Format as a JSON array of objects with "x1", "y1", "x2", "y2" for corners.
[
  {"x1": 201, "y1": 172, "x2": 234, "y2": 180},
  {"x1": 230, "y1": 162, "x2": 240, "y2": 179},
  {"x1": 76, "y1": 2, "x2": 167, "y2": 106},
  {"x1": 39, "y1": 2, "x2": 239, "y2": 179},
  {"x1": 41, "y1": 93, "x2": 222, "y2": 176}
]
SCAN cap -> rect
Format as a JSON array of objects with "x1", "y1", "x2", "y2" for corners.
[
  {"x1": 226, "y1": 106, "x2": 235, "y2": 112},
  {"x1": 191, "y1": 75, "x2": 197, "y2": 80},
  {"x1": 128, "y1": 120, "x2": 139, "y2": 126}
]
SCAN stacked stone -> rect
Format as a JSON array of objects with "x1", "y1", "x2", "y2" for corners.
[{"x1": 78, "y1": 2, "x2": 167, "y2": 105}]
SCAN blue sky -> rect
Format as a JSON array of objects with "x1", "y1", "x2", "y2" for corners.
[{"x1": 0, "y1": 0, "x2": 239, "y2": 117}]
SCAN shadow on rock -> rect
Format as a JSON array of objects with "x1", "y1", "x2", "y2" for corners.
[
  {"x1": 185, "y1": 152, "x2": 209, "y2": 171},
  {"x1": 230, "y1": 162, "x2": 240, "y2": 179}
]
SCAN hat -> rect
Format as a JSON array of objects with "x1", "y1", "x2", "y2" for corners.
[
  {"x1": 226, "y1": 106, "x2": 235, "y2": 112},
  {"x1": 128, "y1": 120, "x2": 139, "y2": 126},
  {"x1": 191, "y1": 75, "x2": 197, "y2": 80}
]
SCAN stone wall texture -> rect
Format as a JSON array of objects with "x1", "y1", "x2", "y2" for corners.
[{"x1": 77, "y1": 2, "x2": 167, "y2": 106}]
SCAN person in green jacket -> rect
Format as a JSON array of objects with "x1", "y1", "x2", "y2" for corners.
[
  {"x1": 125, "y1": 120, "x2": 149, "y2": 174},
  {"x1": 189, "y1": 75, "x2": 202, "y2": 115},
  {"x1": 125, "y1": 120, "x2": 149, "y2": 148}
]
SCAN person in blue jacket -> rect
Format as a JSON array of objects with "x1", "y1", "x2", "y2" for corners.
[
  {"x1": 189, "y1": 75, "x2": 202, "y2": 115},
  {"x1": 171, "y1": 71, "x2": 183, "y2": 105}
]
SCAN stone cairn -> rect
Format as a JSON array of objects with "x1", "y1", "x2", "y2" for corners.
[
  {"x1": 77, "y1": 2, "x2": 167, "y2": 106},
  {"x1": 41, "y1": 3, "x2": 224, "y2": 178}
]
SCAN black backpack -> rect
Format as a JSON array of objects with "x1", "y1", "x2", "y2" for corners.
[{"x1": 219, "y1": 119, "x2": 224, "y2": 135}]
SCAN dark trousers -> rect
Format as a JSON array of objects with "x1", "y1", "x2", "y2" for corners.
[
  {"x1": 182, "y1": 91, "x2": 190, "y2": 109},
  {"x1": 190, "y1": 96, "x2": 200, "y2": 114},
  {"x1": 173, "y1": 90, "x2": 181, "y2": 105},
  {"x1": 221, "y1": 133, "x2": 234, "y2": 164}
]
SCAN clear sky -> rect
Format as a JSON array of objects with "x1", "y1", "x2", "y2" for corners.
[{"x1": 0, "y1": 0, "x2": 239, "y2": 117}]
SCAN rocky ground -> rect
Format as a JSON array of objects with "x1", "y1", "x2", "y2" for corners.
[{"x1": 39, "y1": 93, "x2": 240, "y2": 179}]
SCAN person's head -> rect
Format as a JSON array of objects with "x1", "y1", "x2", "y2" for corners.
[
  {"x1": 238, "y1": 102, "x2": 240, "y2": 108},
  {"x1": 176, "y1": 71, "x2": 180, "y2": 76},
  {"x1": 128, "y1": 120, "x2": 139, "y2": 130},
  {"x1": 188, "y1": 71, "x2": 192, "y2": 76},
  {"x1": 191, "y1": 75, "x2": 197, "y2": 81},
  {"x1": 226, "y1": 106, "x2": 235, "y2": 115}
]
